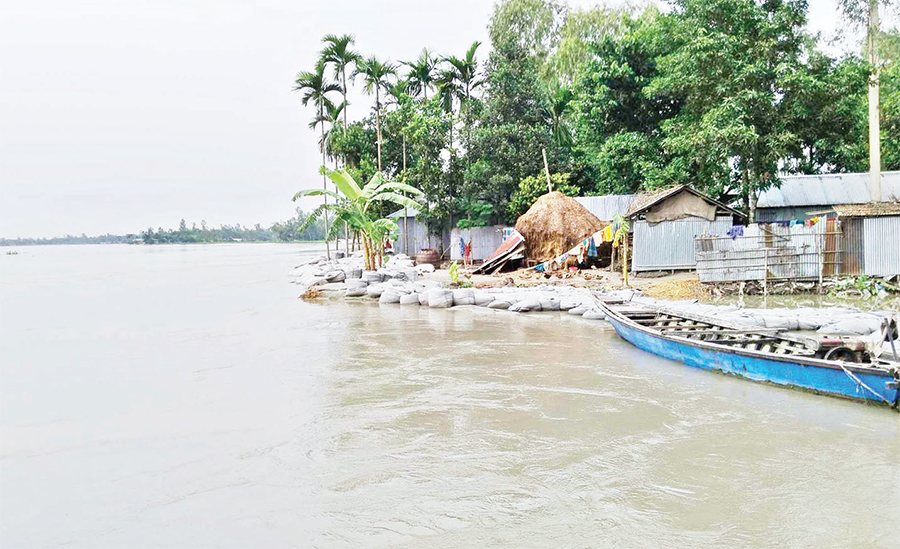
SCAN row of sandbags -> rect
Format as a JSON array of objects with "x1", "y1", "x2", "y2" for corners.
[
  {"x1": 620, "y1": 291, "x2": 893, "y2": 336},
  {"x1": 319, "y1": 277, "x2": 611, "y2": 320},
  {"x1": 290, "y1": 252, "x2": 434, "y2": 294}
]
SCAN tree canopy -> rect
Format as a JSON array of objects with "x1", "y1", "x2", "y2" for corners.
[{"x1": 295, "y1": 0, "x2": 900, "y2": 227}]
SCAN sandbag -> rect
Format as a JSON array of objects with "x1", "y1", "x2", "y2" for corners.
[
  {"x1": 452, "y1": 289, "x2": 475, "y2": 306},
  {"x1": 366, "y1": 284, "x2": 385, "y2": 298},
  {"x1": 568, "y1": 306, "x2": 588, "y2": 315},
  {"x1": 817, "y1": 318, "x2": 883, "y2": 336},
  {"x1": 345, "y1": 286, "x2": 368, "y2": 297},
  {"x1": 362, "y1": 271, "x2": 383, "y2": 284},
  {"x1": 399, "y1": 294, "x2": 420, "y2": 305},
  {"x1": 379, "y1": 290, "x2": 401, "y2": 304},
  {"x1": 582, "y1": 310, "x2": 606, "y2": 320},
  {"x1": 473, "y1": 291, "x2": 495, "y2": 307},
  {"x1": 488, "y1": 300, "x2": 511, "y2": 310},
  {"x1": 509, "y1": 299, "x2": 541, "y2": 313},
  {"x1": 428, "y1": 289, "x2": 454, "y2": 308}
]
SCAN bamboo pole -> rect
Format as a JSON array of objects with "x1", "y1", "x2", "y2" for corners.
[{"x1": 542, "y1": 148, "x2": 552, "y2": 193}]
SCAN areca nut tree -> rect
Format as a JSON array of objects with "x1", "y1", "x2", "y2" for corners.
[
  {"x1": 320, "y1": 33, "x2": 360, "y2": 127},
  {"x1": 355, "y1": 55, "x2": 396, "y2": 172},
  {"x1": 403, "y1": 48, "x2": 436, "y2": 100},
  {"x1": 443, "y1": 41, "x2": 483, "y2": 147},
  {"x1": 293, "y1": 168, "x2": 424, "y2": 270},
  {"x1": 444, "y1": 41, "x2": 482, "y2": 106},
  {"x1": 294, "y1": 60, "x2": 341, "y2": 259},
  {"x1": 433, "y1": 67, "x2": 461, "y2": 148},
  {"x1": 313, "y1": 99, "x2": 350, "y2": 253}
]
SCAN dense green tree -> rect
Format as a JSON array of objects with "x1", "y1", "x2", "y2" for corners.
[
  {"x1": 293, "y1": 0, "x2": 892, "y2": 238},
  {"x1": 647, "y1": 0, "x2": 809, "y2": 215}
]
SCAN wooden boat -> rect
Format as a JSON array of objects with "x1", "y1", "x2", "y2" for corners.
[{"x1": 596, "y1": 297, "x2": 900, "y2": 408}]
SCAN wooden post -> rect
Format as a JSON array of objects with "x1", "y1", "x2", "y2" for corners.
[
  {"x1": 403, "y1": 138, "x2": 409, "y2": 256},
  {"x1": 868, "y1": 0, "x2": 882, "y2": 202},
  {"x1": 818, "y1": 221, "x2": 824, "y2": 293},
  {"x1": 542, "y1": 148, "x2": 552, "y2": 193},
  {"x1": 763, "y1": 248, "x2": 768, "y2": 297},
  {"x1": 622, "y1": 234, "x2": 629, "y2": 287}
]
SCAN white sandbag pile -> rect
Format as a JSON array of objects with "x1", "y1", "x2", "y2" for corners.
[
  {"x1": 627, "y1": 294, "x2": 892, "y2": 337},
  {"x1": 291, "y1": 254, "x2": 896, "y2": 334}
]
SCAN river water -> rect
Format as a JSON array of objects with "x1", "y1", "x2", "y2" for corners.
[{"x1": 1, "y1": 244, "x2": 897, "y2": 548}]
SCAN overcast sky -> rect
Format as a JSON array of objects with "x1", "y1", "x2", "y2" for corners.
[{"x1": 0, "y1": 0, "x2": 849, "y2": 238}]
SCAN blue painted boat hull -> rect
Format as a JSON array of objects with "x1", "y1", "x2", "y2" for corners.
[{"x1": 606, "y1": 313, "x2": 899, "y2": 406}]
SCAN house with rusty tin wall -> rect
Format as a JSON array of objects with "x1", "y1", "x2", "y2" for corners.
[{"x1": 755, "y1": 172, "x2": 900, "y2": 277}]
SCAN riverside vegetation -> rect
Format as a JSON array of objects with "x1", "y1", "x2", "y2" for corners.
[{"x1": 295, "y1": 0, "x2": 900, "y2": 250}]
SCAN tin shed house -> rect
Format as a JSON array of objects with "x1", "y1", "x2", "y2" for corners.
[
  {"x1": 627, "y1": 185, "x2": 746, "y2": 272},
  {"x1": 833, "y1": 202, "x2": 900, "y2": 277},
  {"x1": 756, "y1": 171, "x2": 900, "y2": 222}
]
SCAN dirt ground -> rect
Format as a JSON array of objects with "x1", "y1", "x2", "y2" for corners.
[{"x1": 420, "y1": 264, "x2": 706, "y2": 299}]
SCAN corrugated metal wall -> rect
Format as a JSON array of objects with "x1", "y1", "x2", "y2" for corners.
[
  {"x1": 633, "y1": 217, "x2": 733, "y2": 271},
  {"x1": 394, "y1": 217, "x2": 449, "y2": 257},
  {"x1": 863, "y1": 216, "x2": 900, "y2": 276},
  {"x1": 574, "y1": 195, "x2": 635, "y2": 221},
  {"x1": 841, "y1": 218, "x2": 865, "y2": 275},
  {"x1": 450, "y1": 226, "x2": 507, "y2": 261}
]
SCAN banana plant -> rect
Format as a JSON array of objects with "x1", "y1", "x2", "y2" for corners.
[{"x1": 293, "y1": 168, "x2": 424, "y2": 270}]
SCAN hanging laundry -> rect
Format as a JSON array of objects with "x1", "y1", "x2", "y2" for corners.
[
  {"x1": 599, "y1": 224, "x2": 615, "y2": 243},
  {"x1": 726, "y1": 225, "x2": 744, "y2": 239}
]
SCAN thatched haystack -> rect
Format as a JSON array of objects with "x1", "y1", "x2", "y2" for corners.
[{"x1": 515, "y1": 191, "x2": 607, "y2": 261}]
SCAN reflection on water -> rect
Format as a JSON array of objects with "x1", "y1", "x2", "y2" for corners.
[{"x1": 1, "y1": 244, "x2": 898, "y2": 548}]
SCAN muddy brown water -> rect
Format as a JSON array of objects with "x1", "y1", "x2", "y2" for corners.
[{"x1": 1, "y1": 244, "x2": 897, "y2": 548}]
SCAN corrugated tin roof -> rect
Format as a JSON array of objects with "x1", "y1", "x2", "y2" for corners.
[
  {"x1": 757, "y1": 172, "x2": 900, "y2": 208},
  {"x1": 832, "y1": 202, "x2": 900, "y2": 218},
  {"x1": 626, "y1": 185, "x2": 745, "y2": 218},
  {"x1": 388, "y1": 207, "x2": 421, "y2": 219},
  {"x1": 573, "y1": 195, "x2": 635, "y2": 221}
]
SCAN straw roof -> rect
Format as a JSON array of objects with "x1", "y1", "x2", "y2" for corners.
[{"x1": 515, "y1": 191, "x2": 607, "y2": 261}]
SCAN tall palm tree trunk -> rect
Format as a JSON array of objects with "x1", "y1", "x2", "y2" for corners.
[
  {"x1": 375, "y1": 89, "x2": 383, "y2": 172},
  {"x1": 320, "y1": 116, "x2": 331, "y2": 260},
  {"x1": 342, "y1": 68, "x2": 349, "y2": 127}
]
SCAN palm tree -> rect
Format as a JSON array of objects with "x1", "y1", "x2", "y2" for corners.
[
  {"x1": 320, "y1": 34, "x2": 360, "y2": 127},
  {"x1": 354, "y1": 56, "x2": 396, "y2": 172},
  {"x1": 442, "y1": 41, "x2": 482, "y2": 148},
  {"x1": 294, "y1": 61, "x2": 341, "y2": 259},
  {"x1": 444, "y1": 41, "x2": 482, "y2": 107},
  {"x1": 402, "y1": 48, "x2": 435, "y2": 100},
  {"x1": 434, "y1": 68, "x2": 460, "y2": 148},
  {"x1": 294, "y1": 168, "x2": 424, "y2": 270},
  {"x1": 546, "y1": 84, "x2": 573, "y2": 148},
  {"x1": 313, "y1": 100, "x2": 346, "y2": 165}
]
